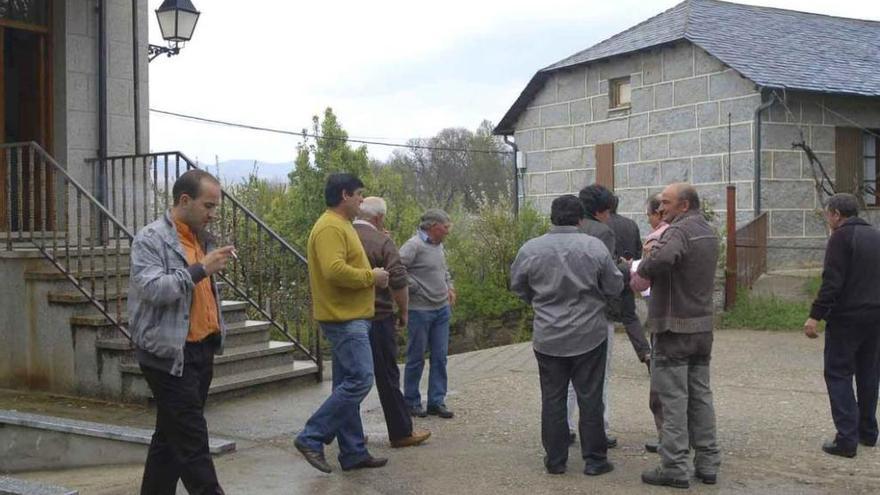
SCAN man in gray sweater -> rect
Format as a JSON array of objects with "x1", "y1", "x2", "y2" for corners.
[
  {"x1": 511, "y1": 194, "x2": 623, "y2": 476},
  {"x1": 400, "y1": 209, "x2": 456, "y2": 419},
  {"x1": 637, "y1": 183, "x2": 720, "y2": 489}
]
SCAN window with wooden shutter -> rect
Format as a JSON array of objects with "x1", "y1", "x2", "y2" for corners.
[
  {"x1": 595, "y1": 143, "x2": 614, "y2": 190},
  {"x1": 835, "y1": 127, "x2": 862, "y2": 196},
  {"x1": 863, "y1": 131, "x2": 879, "y2": 206}
]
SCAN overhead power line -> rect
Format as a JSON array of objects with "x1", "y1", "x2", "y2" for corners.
[{"x1": 150, "y1": 109, "x2": 513, "y2": 155}]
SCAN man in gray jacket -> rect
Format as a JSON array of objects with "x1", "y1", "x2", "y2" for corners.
[
  {"x1": 400, "y1": 209, "x2": 456, "y2": 419},
  {"x1": 638, "y1": 183, "x2": 720, "y2": 489},
  {"x1": 129, "y1": 169, "x2": 234, "y2": 494},
  {"x1": 511, "y1": 194, "x2": 623, "y2": 476}
]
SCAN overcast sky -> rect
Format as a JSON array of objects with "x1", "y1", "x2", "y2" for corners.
[{"x1": 147, "y1": 0, "x2": 879, "y2": 165}]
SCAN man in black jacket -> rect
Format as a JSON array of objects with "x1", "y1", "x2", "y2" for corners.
[{"x1": 805, "y1": 193, "x2": 880, "y2": 458}]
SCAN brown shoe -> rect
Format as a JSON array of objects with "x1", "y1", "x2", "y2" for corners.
[{"x1": 390, "y1": 429, "x2": 431, "y2": 448}]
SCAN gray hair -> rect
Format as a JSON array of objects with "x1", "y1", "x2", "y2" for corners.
[
  {"x1": 418, "y1": 209, "x2": 451, "y2": 230},
  {"x1": 826, "y1": 193, "x2": 859, "y2": 218},
  {"x1": 358, "y1": 196, "x2": 387, "y2": 220}
]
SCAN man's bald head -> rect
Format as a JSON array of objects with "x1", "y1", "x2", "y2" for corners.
[{"x1": 660, "y1": 182, "x2": 701, "y2": 223}]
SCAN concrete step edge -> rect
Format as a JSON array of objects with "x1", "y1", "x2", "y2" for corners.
[
  {"x1": 119, "y1": 341, "x2": 297, "y2": 375},
  {"x1": 0, "y1": 476, "x2": 78, "y2": 495},
  {"x1": 0, "y1": 410, "x2": 235, "y2": 455},
  {"x1": 209, "y1": 361, "x2": 319, "y2": 395},
  {"x1": 70, "y1": 300, "x2": 250, "y2": 327}
]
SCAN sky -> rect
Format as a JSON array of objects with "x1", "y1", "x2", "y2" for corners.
[{"x1": 147, "y1": 0, "x2": 880, "y2": 165}]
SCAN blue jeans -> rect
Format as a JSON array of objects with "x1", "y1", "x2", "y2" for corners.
[
  {"x1": 404, "y1": 306, "x2": 451, "y2": 408},
  {"x1": 296, "y1": 320, "x2": 374, "y2": 469}
]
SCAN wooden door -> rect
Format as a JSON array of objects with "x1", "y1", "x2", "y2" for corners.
[{"x1": 1, "y1": 2, "x2": 53, "y2": 232}]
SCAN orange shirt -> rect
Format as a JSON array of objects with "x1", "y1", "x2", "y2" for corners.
[{"x1": 174, "y1": 219, "x2": 220, "y2": 342}]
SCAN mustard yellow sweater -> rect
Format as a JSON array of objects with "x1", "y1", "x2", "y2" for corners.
[{"x1": 307, "y1": 210, "x2": 375, "y2": 322}]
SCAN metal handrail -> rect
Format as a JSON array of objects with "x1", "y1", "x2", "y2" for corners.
[
  {"x1": 2, "y1": 141, "x2": 132, "y2": 340},
  {"x1": 90, "y1": 151, "x2": 321, "y2": 374}
]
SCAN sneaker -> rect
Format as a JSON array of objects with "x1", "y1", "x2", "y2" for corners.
[
  {"x1": 409, "y1": 405, "x2": 428, "y2": 418},
  {"x1": 294, "y1": 437, "x2": 332, "y2": 473},
  {"x1": 341, "y1": 455, "x2": 388, "y2": 471},
  {"x1": 390, "y1": 429, "x2": 431, "y2": 448},
  {"x1": 641, "y1": 466, "x2": 689, "y2": 489},
  {"x1": 426, "y1": 404, "x2": 454, "y2": 419}
]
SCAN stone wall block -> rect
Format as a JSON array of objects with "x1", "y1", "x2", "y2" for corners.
[
  {"x1": 661, "y1": 159, "x2": 692, "y2": 183},
  {"x1": 592, "y1": 95, "x2": 610, "y2": 121},
  {"x1": 722, "y1": 152, "x2": 754, "y2": 181},
  {"x1": 584, "y1": 119, "x2": 628, "y2": 145},
  {"x1": 615, "y1": 139, "x2": 640, "y2": 164},
  {"x1": 618, "y1": 188, "x2": 648, "y2": 213},
  {"x1": 546, "y1": 172, "x2": 571, "y2": 194},
  {"x1": 694, "y1": 184, "x2": 725, "y2": 210},
  {"x1": 708, "y1": 70, "x2": 757, "y2": 100},
  {"x1": 653, "y1": 83, "x2": 674, "y2": 110},
  {"x1": 642, "y1": 50, "x2": 662, "y2": 85},
  {"x1": 629, "y1": 163, "x2": 660, "y2": 187},
  {"x1": 761, "y1": 180, "x2": 816, "y2": 209},
  {"x1": 628, "y1": 114, "x2": 650, "y2": 138},
  {"x1": 532, "y1": 76, "x2": 558, "y2": 106},
  {"x1": 770, "y1": 210, "x2": 805, "y2": 237},
  {"x1": 614, "y1": 163, "x2": 628, "y2": 188},
  {"x1": 650, "y1": 106, "x2": 696, "y2": 134},
  {"x1": 736, "y1": 182, "x2": 753, "y2": 210},
  {"x1": 526, "y1": 152, "x2": 551, "y2": 172},
  {"x1": 761, "y1": 123, "x2": 803, "y2": 150},
  {"x1": 571, "y1": 169, "x2": 596, "y2": 190},
  {"x1": 700, "y1": 123, "x2": 751, "y2": 154},
  {"x1": 528, "y1": 173, "x2": 546, "y2": 195},
  {"x1": 692, "y1": 155, "x2": 723, "y2": 183},
  {"x1": 719, "y1": 94, "x2": 761, "y2": 124},
  {"x1": 558, "y1": 67, "x2": 587, "y2": 101},
  {"x1": 673, "y1": 77, "x2": 709, "y2": 106},
  {"x1": 518, "y1": 108, "x2": 541, "y2": 129},
  {"x1": 694, "y1": 47, "x2": 725, "y2": 75},
  {"x1": 546, "y1": 128, "x2": 574, "y2": 149},
  {"x1": 663, "y1": 43, "x2": 695, "y2": 81},
  {"x1": 600, "y1": 55, "x2": 641, "y2": 81},
  {"x1": 697, "y1": 102, "x2": 719, "y2": 127},
  {"x1": 669, "y1": 130, "x2": 700, "y2": 158},
  {"x1": 631, "y1": 87, "x2": 653, "y2": 114},
  {"x1": 640, "y1": 135, "x2": 669, "y2": 160},
  {"x1": 772, "y1": 151, "x2": 802, "y2": 179},
  {"x1": 570, "y1": 99, "x2": 591, "y2": 125},
  {"x1": 805, "y1": 209, "x2": 829, "y2": 236},
  {"x1": 809, "y1": 125, "x2": 835, "y2": 152},
  {"x1": 541, "y1": 103, "x2": 570, "y2": 127},
  {"x1": 574, "y1": 126, "x2": 585, "y2": 147},
  {"x1": 586, "y1": 68, "x2": 600, "y2": 97},
  {"x1": 551, "y1": 148, "x2": 586, "y2": 170}
]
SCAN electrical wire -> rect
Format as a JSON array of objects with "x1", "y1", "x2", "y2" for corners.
[{"x1": 150, "y1": 109, "x2": 513, "y2": 155}]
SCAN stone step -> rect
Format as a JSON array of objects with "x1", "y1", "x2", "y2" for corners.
[
  {"x1": 25, "y1": 266, "x2": 129, "y2": 281},
  {"x1": 48, "y1": 287, "x2": 128, "y2": 305},
  {"x1": 0, "y1": 410, "x2": 235, "y2": 472},
  {"x1": 122, "y1": 359, "x2": 319, "y2": 399},
  {"x1": 225, "y1": 319, "x2": 272, "y2": 347},
  {"x1": 69, "y1": 300, "x2": 250, "y2": 327},
  {"x1": 0, "y1": 476, "x2": 77, "y2": 495},
  {"x1": 120, "y1": 341, "x2": 298, "y2": 378},
  {"x1": 94, "y1": 320, "x2": 272, "y2": 352}
]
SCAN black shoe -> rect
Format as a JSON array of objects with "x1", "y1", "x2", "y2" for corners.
[
  {"x1": 606, "y1": 435, "x2": 618, "y2": 449},
  {"x1": 860, "y1": 437, "x2": 877, "y2": 447},
  {"x1": 644, "y1": 439, "x2": 659, "y2": 453},
  {"x1": 583, "y1": 461, "x2": 614, "y2": 476},
  {"x1": 822, "y1": 440, "x2": 856, "y2": 458},
  {"x1": 294, "y1": 438, "x2": 332, "y2": 473},
  {"x1": 641, "y1": 467, "x2": 689, "y2": 489},
  {"x1": 409, "y1": 405, "x2": 427, "y2": 418},
  {"x1": 695, "y1": 470, "x2": 718, "y2": 485},
  {"x1": 546, "y1": 464, "x2": 566, "y2": 475},
  {"x1": 426, "y1": 404, "x2": 454, "y2": 419},
  {"x1": 569, "y1": 431, "x2": 577, "y2": 446},
  {"x1": 341, "y1": 455, "x2": 388, "y2": 471}
]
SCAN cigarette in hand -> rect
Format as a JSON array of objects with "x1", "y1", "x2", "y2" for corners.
[{"x1": 230, "y1": 249, "x2": 239, "y2": 261}]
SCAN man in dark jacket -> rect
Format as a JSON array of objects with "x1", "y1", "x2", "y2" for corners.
[
  {"x1": 804, "y1": 193, "x2": 880, "y2": 458},
  {"x1": 637, "y1": 183, "x2": 720, "y2": 489},
  {"x1": 354, "y1": 197, "x2": 431, "y2": 449},
  {"x1": 607, "y1": 195, "x2": 651, "y2": 363}
]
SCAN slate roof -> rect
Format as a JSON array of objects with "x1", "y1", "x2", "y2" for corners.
[{"x1": 495, "y1": 0, "x2": 880, "y2": 134}]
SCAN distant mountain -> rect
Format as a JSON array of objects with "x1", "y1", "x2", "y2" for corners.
[{"x1": 194, "y1": 159, "x2": 294, "y2": 184}]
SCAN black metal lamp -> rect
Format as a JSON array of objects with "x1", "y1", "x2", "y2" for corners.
[{"x1": 148, "y1": 0, "x2": 201, "y2": 62}]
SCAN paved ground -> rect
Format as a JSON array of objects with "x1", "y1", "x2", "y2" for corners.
[{"x1": 6, "y1": 329, "x2": 880, "y2": 494}]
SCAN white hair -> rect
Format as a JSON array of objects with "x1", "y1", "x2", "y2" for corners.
[{"x1": 358, "y1": 196, "x2": 387, "y2": 220}]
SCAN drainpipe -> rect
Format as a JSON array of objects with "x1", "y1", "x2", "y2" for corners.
[
  {"x1": 132, "y1": 0, "x2": 142, "y2": 154},
  {"x1": 97, "y1": 0, "x2": 108, "y2": 200},
  {"x1": 503, "y1": 135, "x2": 519, "y2": 218},
  {"x1": 753, "y1": 90, "x2": 776, "y2": 216}
]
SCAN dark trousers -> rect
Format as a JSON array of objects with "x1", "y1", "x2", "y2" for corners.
[
  {"x1": 140, "y1": 338, "x2": 223, "y2": 495},
  {"x1": 369, "y1": 316, "x2": 413, "y2": 441},
  {"x1": 535, "y1": 342, "x2": 608, "y2": 471},
  {"x1": 648, "y1": 334, "x2": 664, "y2": 436},
  {"x1": 824, "y1": 324, "x2": 880, "y2": 449},
  {"x1": 619, "y1": 287, "x2": 651, "y2": 359}
]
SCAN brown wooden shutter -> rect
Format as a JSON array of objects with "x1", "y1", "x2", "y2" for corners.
[
  {"x1": 835, "y1": 127, "x2": 862, "y2": 194},
  {"x1": 595, "y1": 143, "x2": 615, "y2": 190}
]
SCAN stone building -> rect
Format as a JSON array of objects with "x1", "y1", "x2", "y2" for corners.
[{"x1": 494, "y1": 0, "x2": 880, "y2": 268}]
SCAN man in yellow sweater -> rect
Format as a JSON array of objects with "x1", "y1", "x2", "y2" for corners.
[{"x1": 295, "y1": 173, "x2": 390, "y2": 474}]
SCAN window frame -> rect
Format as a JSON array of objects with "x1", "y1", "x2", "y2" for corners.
[
  {"x1": 609, "y1": 77, "x2": 632, "y2": 110},
  {"x1": 864, "y1": 130, "x2": 879, "y2": 207}
]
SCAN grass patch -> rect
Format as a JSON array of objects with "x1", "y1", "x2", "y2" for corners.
[{"x1": 720, "y1": 275, "x2": 824, "y2": 331}]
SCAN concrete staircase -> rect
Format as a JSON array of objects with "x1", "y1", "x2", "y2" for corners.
[{"x1": 20, "y1": 249, "x2": 318, "y2": 402}]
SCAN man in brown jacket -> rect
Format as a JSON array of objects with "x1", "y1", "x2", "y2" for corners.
[
  {"x1": 354, "y1": 197, "x2": 431, "y2": 448},
  {"x1": 637, "y1": 183, "x2": 720, "y2": 489}
]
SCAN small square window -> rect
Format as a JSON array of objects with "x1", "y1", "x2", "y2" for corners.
[{"x1": 610, "y1": 77, "x2": 631, "y2": 109}]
